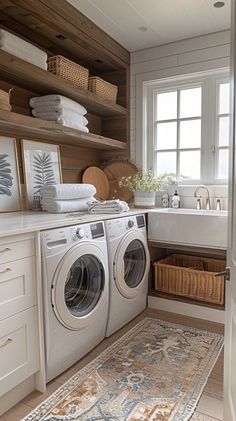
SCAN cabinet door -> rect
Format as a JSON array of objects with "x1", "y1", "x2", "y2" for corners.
[
  {"x1": 0, "y1": 237, "x2": 35, "y2": 265},
  {"x1": 0, "y1": 307, "x2": 40, "y2": 397},
  {"x1": 0, "y1": 257, "x2": 37, "y2": 320}
]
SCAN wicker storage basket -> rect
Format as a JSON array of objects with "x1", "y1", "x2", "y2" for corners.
[
  {"x1": 153, "y1": 254, "x2": 225, "y2": 305},
  {"x1": 88, "y1": 76, "x2": 118, "y2": 102},
  {"x1": 47, "y1": 55, "x2": 89, "y2": 90}
]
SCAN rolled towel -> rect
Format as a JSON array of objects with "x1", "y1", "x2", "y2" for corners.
[
  {"x1": 40, "y1": 184, "x2": 96, "y2": 200},
  {"x1": 31, "y1": 109, "x2": 88, "y2": 125},
  {"x1": 41, "y1": 197, "x2": 95, "y2": 213},
  {"x1": 88, "y1": 199, "x2": 129, "y2": 214},
  {"x1": 29, "y1": 95, "x2": 87, "y2": 115}
]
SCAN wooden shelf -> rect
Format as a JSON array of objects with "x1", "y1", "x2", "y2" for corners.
[
  {"x1": 0, "y1": 50, "x2": 127, "y2": 117},
  {"x1": 0, "y1": 110, "x2": 127, "y2": 150}
]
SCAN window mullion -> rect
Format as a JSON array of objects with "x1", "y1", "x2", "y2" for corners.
[{"x1": 177, "y1": 89, "x2": 180, "y2": 179}]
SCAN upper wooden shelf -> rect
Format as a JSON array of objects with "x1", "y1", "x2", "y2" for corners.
[
  {"x1": 0, "y1": 110, "x2": 127, "y2": 150},
  {"x1": 0, "y1": 50, "x2": 127, "y2": 117}
]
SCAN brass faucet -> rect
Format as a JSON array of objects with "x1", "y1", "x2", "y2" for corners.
[{"x1": 193, "y1": 185, "x2": 211, "y2": 210}]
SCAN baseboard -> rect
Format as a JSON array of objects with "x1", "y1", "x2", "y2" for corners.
[
  {"x1": 0, "y1": 376, "x2": 35, "y2": 416},
  {"x1": 148, "y1": 295, "x2": 225, "y2": 324}
]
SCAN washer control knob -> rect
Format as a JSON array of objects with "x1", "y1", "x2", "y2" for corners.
[
  {"x1": 128, "y1": 219, "x2": 134, "y2": 228},
  {"x1": 76, "y1": 228, "x2": 85, "y2": 239}
]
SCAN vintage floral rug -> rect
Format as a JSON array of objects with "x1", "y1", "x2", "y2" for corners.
[{"x1": 22, "y1": 318, "x2": 224, "y2": 421}]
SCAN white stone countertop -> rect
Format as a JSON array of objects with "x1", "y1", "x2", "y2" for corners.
[{"x1": 0, "y1": 209, "x2": 149, "y2": 238}]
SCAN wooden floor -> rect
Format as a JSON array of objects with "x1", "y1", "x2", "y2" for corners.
[{"x1": 1, "y1": 308, "x2": 224, "y2": 421}]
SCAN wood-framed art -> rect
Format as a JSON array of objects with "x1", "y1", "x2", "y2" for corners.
[
  {"x1": 0, "y1": 136, "x2": 22, "y2": 213},
  {"x1": 21, "y1": 139, "x2": 62, "y2": 210}
]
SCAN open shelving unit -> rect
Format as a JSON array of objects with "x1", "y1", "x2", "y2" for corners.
[
  {"x1": 0, "y1": 110, "x2": 126, "y2": 150},
  {"x1": 0, "y1": 51, "x2": 127, "y2": 118}
]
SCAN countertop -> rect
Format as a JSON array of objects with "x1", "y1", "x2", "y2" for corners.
[{"x1": 0, "y1": 209, "x2": 148, "y2": 238}]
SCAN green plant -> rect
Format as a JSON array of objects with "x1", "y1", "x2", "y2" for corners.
[{"x1": 119, "y1": 171, "x2": 170, "y2": 192}]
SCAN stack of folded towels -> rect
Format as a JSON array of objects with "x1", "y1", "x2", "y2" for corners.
[
  {"x1": 40, "y1": 184, "x2": 96, "y2": 213},
  {"x1": 0, "y1": 29, "x2": 47, "y2": 69},
  {"x1": 88, "y1": 199, "x2": 129, "y2": 214},
  {"x1": 29, "y1": 94, "x2": 89, "y2": 132}
]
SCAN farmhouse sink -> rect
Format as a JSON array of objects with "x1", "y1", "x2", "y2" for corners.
[{"x1": 148, "y1": 208, "x2": 228, "y2": 249}]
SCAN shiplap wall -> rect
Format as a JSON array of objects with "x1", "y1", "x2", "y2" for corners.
[{"x1": 130, "y1": 30, "x2": 230, "y2": 208}]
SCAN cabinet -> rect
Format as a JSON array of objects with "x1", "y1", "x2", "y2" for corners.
[{"x1": 0, "y1": 234, "x2": 41, "y2": 398}]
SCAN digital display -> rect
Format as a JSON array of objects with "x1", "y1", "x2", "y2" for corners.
[
  {"x1": 90, "y1": 222, "x2": 104, "y2": 239},
  {"x1": 136, "y1": 215, "x2": 145, "y2": 228}
]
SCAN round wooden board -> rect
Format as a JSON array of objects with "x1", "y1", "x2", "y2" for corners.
[
  {"x1": 103, "y1": 161, "x2": 138, "y2": 202},
  {"x1": 82, "y1": 166, "x2": 109, "y2": 200}
]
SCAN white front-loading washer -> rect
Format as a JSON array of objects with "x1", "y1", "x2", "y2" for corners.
[
  {"x1": 41, "y1": 221, "x2": 109, "y2": 382},
  {"x1": 105, "y1": 214, "x2": 150, "y2": 337}
]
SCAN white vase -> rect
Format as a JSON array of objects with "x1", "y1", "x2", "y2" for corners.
[{"x1": 133, "y1": 190, "x2": 156, "y2": 208}]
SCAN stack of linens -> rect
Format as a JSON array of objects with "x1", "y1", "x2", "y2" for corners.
[
  {"x1": 88, "y1": 200, "x2": 129, "y2": 214},
  {"x1": 0, "y1": 88, "x2": 11, "y2": 111},
  {"x1": 40, "y1": 184, "x2": 96, "y2": 213},
  {"x1": 0, "y1": 29, "x2": 47, "y2": 69},
  {"x1": 29, "y1": 94, "x2": 89, "y2": 132}
]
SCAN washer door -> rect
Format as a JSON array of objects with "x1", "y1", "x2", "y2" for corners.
[
  {"x1": 52, "y1": 243, "x2": 106, "y2": 330},
  {"x1": 114, "y1": 231, "x2": 150, "y2": 299}
]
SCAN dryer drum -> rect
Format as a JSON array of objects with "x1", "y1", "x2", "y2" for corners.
[
  {"x1": 64, "y1": 254, "x2": 104, "y2": 317},
  {"x1": 123, "y1": 239, "x2": 146, "y2": 288}
]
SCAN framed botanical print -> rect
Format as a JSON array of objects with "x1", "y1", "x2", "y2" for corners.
[
  {"x1": 21, "y1": 140, "x2": 62, "y2": 209},
  {"x1": 0, "y1": 136, "x2": 22, "y2": 213}
]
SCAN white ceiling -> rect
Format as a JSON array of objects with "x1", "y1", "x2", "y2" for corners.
[{"x1": 67, "y1": 0, "x2": 231, "y2": 52}]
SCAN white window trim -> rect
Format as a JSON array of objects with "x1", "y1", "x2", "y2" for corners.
[{"x1": 143, "y1": 68, "x2": 230, "y2": 185}]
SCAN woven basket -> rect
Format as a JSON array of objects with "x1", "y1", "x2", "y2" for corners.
[
  {"x1": 88, "y1": 76, "x2": 118, "y2": 103},
  {"x1": 47, "y1": 55, "x2": 89, "y2": 90},
  {"x1": 153, "y1": 254, "x2": 225, "y2": 305}
]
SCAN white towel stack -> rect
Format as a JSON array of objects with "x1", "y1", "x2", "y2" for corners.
[
  {"x1": 40, "y1": 184, "x2": 96, "y2": 213},
  {"x1": 88, "y1": 200, "x2": 129, "y2": 214},
  {"x1": 29, "y1": 95, "x2": 89, "y2": 132},
  {"x1": 0, "y1": 29, "x2": 47, "y2": 69}
]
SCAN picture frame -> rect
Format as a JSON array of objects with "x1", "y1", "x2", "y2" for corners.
[
  {"x1": 0, "y1": 136, "x2": 22, "y2": 213},
  {"x1": 21, "y1": 139, "x2": 62, "y2": 210}
]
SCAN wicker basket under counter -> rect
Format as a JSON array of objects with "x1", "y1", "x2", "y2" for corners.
[
  {"x1": 47, "y1": 55, "x2": 89, "y2": 90},
  {"x1": 153, "y1": 254, "x2": 225, "y2": 305},
  {"x1": 88, "y1": 76, "x2": 118, "y2": 103}
]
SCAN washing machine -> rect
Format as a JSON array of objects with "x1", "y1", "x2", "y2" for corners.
[
  {"x1": 41, "y1": 221, "x2": 109, "y2": 382},
  {"x1": 105, "y1": 214, "x2": 150, "y2": 337}
]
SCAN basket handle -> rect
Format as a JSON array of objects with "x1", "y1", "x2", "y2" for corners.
[{"x1": 215, "y1": 267, "x2": 230, "y2": 281}]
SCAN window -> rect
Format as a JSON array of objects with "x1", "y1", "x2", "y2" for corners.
[
  {"x1": 155, "y1": 86, "x2": 201, "y2": 180},
  {"x1": 144, "y1": 70, "x2": 230, "y2": 184}
]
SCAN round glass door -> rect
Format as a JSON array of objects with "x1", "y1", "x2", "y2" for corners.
[
  {"x1": 123, "y1": 239, "x2": 146, "y2": 288},
  {"x1": 64, "y1": 254, "x2": 104, "y2": 317}
]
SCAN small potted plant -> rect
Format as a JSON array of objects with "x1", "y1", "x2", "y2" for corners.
[{"x1": 119, "y1": 170, "x2": 170, "y2": 208}]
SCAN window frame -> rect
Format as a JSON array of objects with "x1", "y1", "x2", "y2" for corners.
[{"x1": 144, "y1": 69, "x2": 230, "y2": 185}]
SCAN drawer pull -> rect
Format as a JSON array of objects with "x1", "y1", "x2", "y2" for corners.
[
  {"x1": 0, "y1": 338, "x2": 13, "y2": 349},
  {"x1": 0, "y1": 267, "x2": 12, "y2": 274},
  {"x1": 0, "y1": 247, "x2": 11, "y2": 254}
]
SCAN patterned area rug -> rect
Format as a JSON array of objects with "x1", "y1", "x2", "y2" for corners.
[{"x1": 22, "y1": 318, "x2": 223, "y2": 421}]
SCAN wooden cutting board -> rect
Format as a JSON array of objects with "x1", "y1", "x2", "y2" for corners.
[
  {"x1": 82, "y1": 166, "x2": 109, "y2": 200},
  {"x1": 103, "y1": 161, "x2": 138, "y2": 202}
]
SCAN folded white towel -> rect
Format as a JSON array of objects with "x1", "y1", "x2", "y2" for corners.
[
  {"x1": 88, "y1": 200, "x2": 129, "y2": 214},
  {"x1": 58, "y1": 119, "x2": 89, "y2": 132},
  {"x1": 0, "y1": 29, "x2": 47, "y2": 69},
  {"x1": 41, "y1": 197, "x2": 95, "y2": 213},
  {"x1": 31, "y1": 109, "x2": 88, "y2": 125},
  {"x1": 40, "y1": 184, "x2": 96, "y2": 200},
  {"x1": 29, "y1": 95, "x2": 87, "y2": 115}
]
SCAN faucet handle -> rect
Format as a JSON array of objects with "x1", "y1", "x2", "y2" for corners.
[{"x1": 196, "y1": 197, "x2": 201, "y2": 210}]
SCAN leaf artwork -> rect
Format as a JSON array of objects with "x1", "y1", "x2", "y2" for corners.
[
  {"x1": 33, "y1": 152, "x2": 56, "y2": 194},
  {"x1": 0, "y1": 154, "x2": 13, "y2": 196}
]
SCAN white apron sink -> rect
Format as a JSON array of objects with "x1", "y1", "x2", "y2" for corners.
[{"x1": 148, "y1": 208, "x2": 228, "y2": 249}]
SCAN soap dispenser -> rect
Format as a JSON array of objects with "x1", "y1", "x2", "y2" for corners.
[
  {"x1": 161, "y1": 192, "x2": 169, "y2": 208},
  {"x1": 171, "y1": 190, "x2": 180, "y2": 208}
]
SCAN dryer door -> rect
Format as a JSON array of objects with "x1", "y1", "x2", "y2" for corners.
[
  {"x1": 52, "y1": 243, "x2": 107, "y2": 330},
  {"x1": 114, "y1": 231, "x2": 150, "y2": 299}
]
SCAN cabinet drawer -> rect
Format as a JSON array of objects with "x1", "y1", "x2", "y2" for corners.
[
  {"x1": 0, "y1": 307, "x2": 40, "y2": 397},
  {"x1": 0, "y1": 237, "x2": 35, "y2": 265},
  {"x1": 0, "y1": 257, "x2": 37, "y2": 320}
]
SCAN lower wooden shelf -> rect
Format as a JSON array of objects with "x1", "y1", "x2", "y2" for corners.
[
  {"x1": 149, "y1": 289, "x2": 225, "y2": 310},
  {"x1": 0, "y1": 110, "x2": 127, "y2": 150}
]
